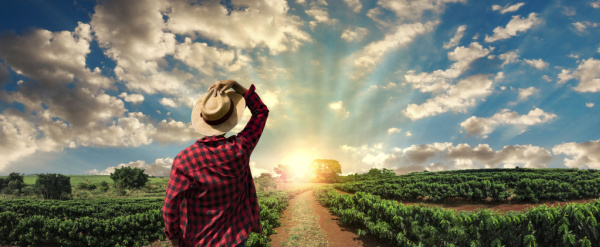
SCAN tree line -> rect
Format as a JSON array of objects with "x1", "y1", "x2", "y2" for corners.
[{"x1": 0, "y1": 167, "x2": 151, "y2": 199}]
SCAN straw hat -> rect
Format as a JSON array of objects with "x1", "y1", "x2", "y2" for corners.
[{"x1": 191, "y1": 88, "x2": 246, "y2": 136}]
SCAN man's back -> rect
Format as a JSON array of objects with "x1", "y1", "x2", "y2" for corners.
[{"x1": 163, "y1": 84, "x2": 268, "y2": 247}]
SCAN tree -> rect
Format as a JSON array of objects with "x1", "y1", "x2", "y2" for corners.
[
  {"x1": 364, "y1": 168, "x2": 396, "y2": 180},
  {"x1": 255, "y1": 173, "x2": 276, "y2": 191},
  {"x1": 1, "y1": 172, "x2": 25, "y2": 195},
  {"x1": 274, "y1": 164, "x2": 292, "y2": 183},
  {"x1": 110, "y1": 166, "x2": 149, "y2": 189},
  {"x1": 0, "y1": 177, "x2": 6, "y2": 193},
  {"x1": 35, "y1": 173, "x2": 72, "y2": 199},
  {"x1": 310, "y1": 159, "x2": 342, "y2": 183}
]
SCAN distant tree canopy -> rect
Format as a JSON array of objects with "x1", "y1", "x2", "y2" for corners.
[
  {"x1": 366, "y1": 168, "x2": 396, "y2": 179},
  {"x1": 274, "y1": 164, "x2": 291, "y2": 183},
  {"x1": 337, "y1": 168, "x2": 397, "y2": 182},
  {"x1": 35, "y1": 173, "x2": 72, "y2": 200},
  {"x1": 110, "y1": 167, "x2": 149, "y2": 189},
  {"x1": 0, "y1": 172, "x2": 25, "y2": 195},
  {"x1": 310, "y1": 159, "x2": 341, "y2": 183},
  {"x1": 255, "y1": 173, "x2": 276, "y2": 191}
]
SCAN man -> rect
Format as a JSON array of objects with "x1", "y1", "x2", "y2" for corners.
[{"x1": 162, "y1": 79, "x2": 268, "y2": 247}]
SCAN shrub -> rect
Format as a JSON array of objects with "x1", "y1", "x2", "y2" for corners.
[
  {"x1": 35, "y1": 173, "x2": 72, "y2": 200},
  {"x1": 110, "y1": 167, "x2": 149, "y2": 189}
]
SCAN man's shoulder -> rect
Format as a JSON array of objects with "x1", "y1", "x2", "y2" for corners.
[{"x1": 174, "y1": 141, "x2": 201, "y2": 160}]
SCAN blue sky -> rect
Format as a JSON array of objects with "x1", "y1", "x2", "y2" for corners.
[{"x1": 1, "y1": 0, "x2": 599, "y2": 177}]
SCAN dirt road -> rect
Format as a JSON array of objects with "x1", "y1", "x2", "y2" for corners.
[{"x1": 270, "y1": 190, "x2": 394, "y2": 247}]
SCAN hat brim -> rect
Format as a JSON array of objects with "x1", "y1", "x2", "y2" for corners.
[{"x1": 191, "y1": 91, "x2": 246, "y2": 136}]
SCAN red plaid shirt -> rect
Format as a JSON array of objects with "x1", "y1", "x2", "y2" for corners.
[{"x1": 162, "y1": 84, "x2": 268, "y2": 247}]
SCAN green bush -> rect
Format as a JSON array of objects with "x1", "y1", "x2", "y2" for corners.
[
  {"x1": 35, "y1": 173, "x2": 72, "y2": 200},
  {"x1": 110, "y1": 167, "x2": 149, "y2": 189}
]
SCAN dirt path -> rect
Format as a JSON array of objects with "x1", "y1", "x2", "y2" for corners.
[{"x1": 271, "y1": 190, "x2": 394, "y2": 247}]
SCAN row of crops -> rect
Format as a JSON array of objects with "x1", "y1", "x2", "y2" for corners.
[
  {"x1": 0, "y1": 188, "x2": 310, "y2": 247},
  {"x1": 335, "y1": 168, "x2": 600, "y2": 202},
  {"x1": 315, "y1": 187, "x2": 600, "y2": 247}
]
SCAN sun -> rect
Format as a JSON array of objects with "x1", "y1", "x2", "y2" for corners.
[{"x1": 281, "y1": 149, "x2": 317, "y2": 181}]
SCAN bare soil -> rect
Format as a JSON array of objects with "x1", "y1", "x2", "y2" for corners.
[
  {"x1": 271, "y1": 190, "x2": 394, "y2": 247},
  {"x1": 270, "y1": 190, "x2": 328, "y2": 247}
]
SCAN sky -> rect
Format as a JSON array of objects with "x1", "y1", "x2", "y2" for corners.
[{"x1": 1, "y1": 0, "x2": 600, "y2": 178}]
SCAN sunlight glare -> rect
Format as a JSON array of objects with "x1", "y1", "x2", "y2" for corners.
[{"x1": 281, "y1": 149, "x2": 318, "y2": 181}]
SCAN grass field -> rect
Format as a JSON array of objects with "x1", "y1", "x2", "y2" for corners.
[{"x1": 1, "y1": 175, "x2": 169, "y2": 185}]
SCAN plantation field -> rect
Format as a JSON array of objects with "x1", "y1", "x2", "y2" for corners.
[
  {"x1": 0, "y1": 186, "x2": 314, "y2": 247},
  {"x1": 3, "y1": 168, "x2": 600, "y2": 246},
  {"x1": 1, "y1": 175, "x2": 169, "y2": 186},
  {"x1": 319, "y1": 168, "x2": 600, "y2": 246},
  {"x1": 336, "y1": 168, "x2": 600, "y2": 203}
]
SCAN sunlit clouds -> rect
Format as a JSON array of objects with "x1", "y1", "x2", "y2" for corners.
[{"x1": 0, "y1": 0, "x2": 599, "y2": 175}]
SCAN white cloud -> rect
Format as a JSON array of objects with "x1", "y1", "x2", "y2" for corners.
[
  {"x1": 377, "y1": 0, "x2": 466, "y2": 21},
  {"x1": 387, "y1": 128, "x2": 402, "y2": 135},
  {"x1": 447, "y1": 143, "x2": 552, "y2": 169},
  {"x1": 341, "y1": 142, "x2": 553, "y2": 174},
  {"x1": 517, "y1": 86, "x2": 540, "y2": 101},
  {"x1": 406, "y1": 131, "x2": 412, "y2": 137},
  {"x1": 523, "y1": 58, "x2": 549, "y2": 69},
  {"x1": 563, "y1": 7, "x2": 576, "y2": 16},
  {"x1": 343, "y1": 0, "x2": 362, "y2": 13},
  {"x1": 443, "y1": 25, "x2": 467, "y2": 49},
  {"x1": 494, "y1": 72, "x2": 505, "y2": 82},
  {"x1": 492, "y1": 3, "x2": 525, "y2": 14},
  {"x1": 383, "y1": 82, "x2": 397, "y2": 89},
  {"x1": 403, "y1": 74, "x2": 493, "y2": 120},
  {"x1": 366, "y1": 7, "x2": 390, "y2": 27},
  {"x1": 341, "y1": 143, "x2": 392, "y2": 169},
  {"x1": 0, "y1": 23, "x2": 199, "y2": 170},
  {"x1": 159, "y1": 98, "x2": 177, "y2": 107},
  {"x1": 88, "y1": 157, "x2": 174, "y2": 176},
  {"x1": 91, "y1": 0, "x2": 191, "y2": 95},
  {"x1": 351, "y1": 21, "x2": 437, "y2": 79},
  {"x1": 592, "y1": 1, "x2": 600, "y2": 8},
  {"x1": 586, "y1": 102, "x2": 595, "y2": 108},
  {"x1": 404, "y1": 42, "x2": 491, "y2": 93},
  {"x1": 329, "y1": 101, "x2": 350, "y2": 119},
  {"x1": 553, "y1": 139, "x2": 600, "y2": 169},
  {"x1": 558, "y1": 69, "x2": 574, "y2": 84},
  {"x1": 174, "y1": 38, "x2": 251, "y2": 76},
  {"x1": 152, "y1": 119, "x2": 199, "y2": 144},
  {"x1": 542, "y1": 75, "x2": 552, "y2": 82},
  {"x1": 572, "y1": 21, "x2": 598, "y2": 33},
  {"x1": 0, "y1": 111, "x2": 40, "y2": 171},
  {"x1": 166, "y1": 0, "x2": 311, "y2": 55},
  {"x1": 306, "y1": 5, "x2": 338, "y2": 30},
  {"x1": 558, "y1": 58, "x2": 600, "y2": 92},
  {"x1": 118, "y1": 92, "x2": 145, "y2": 104},
  {"x1": 0, "y1": 23, "x2": 112, "y2": 91},
  {"x1": 341, "y1": 27, "x2": 369, "y2": 42},
  {"x1": 498, "y1": 51, "x2": 520, "y2": 67},
  {"x1": 485, "y1": 13, "x2": 541, "y2": 42},
  {"x1": 460, "y1": 108, "x2": 556, "y2": 137}
]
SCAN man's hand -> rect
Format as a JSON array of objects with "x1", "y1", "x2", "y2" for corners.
[
  {"x1": 208, "y1": 79, "x2": 247, "y2": 96},
  {"x1": 169, "y1": 238, "x2": 179, "y2": 247}
]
